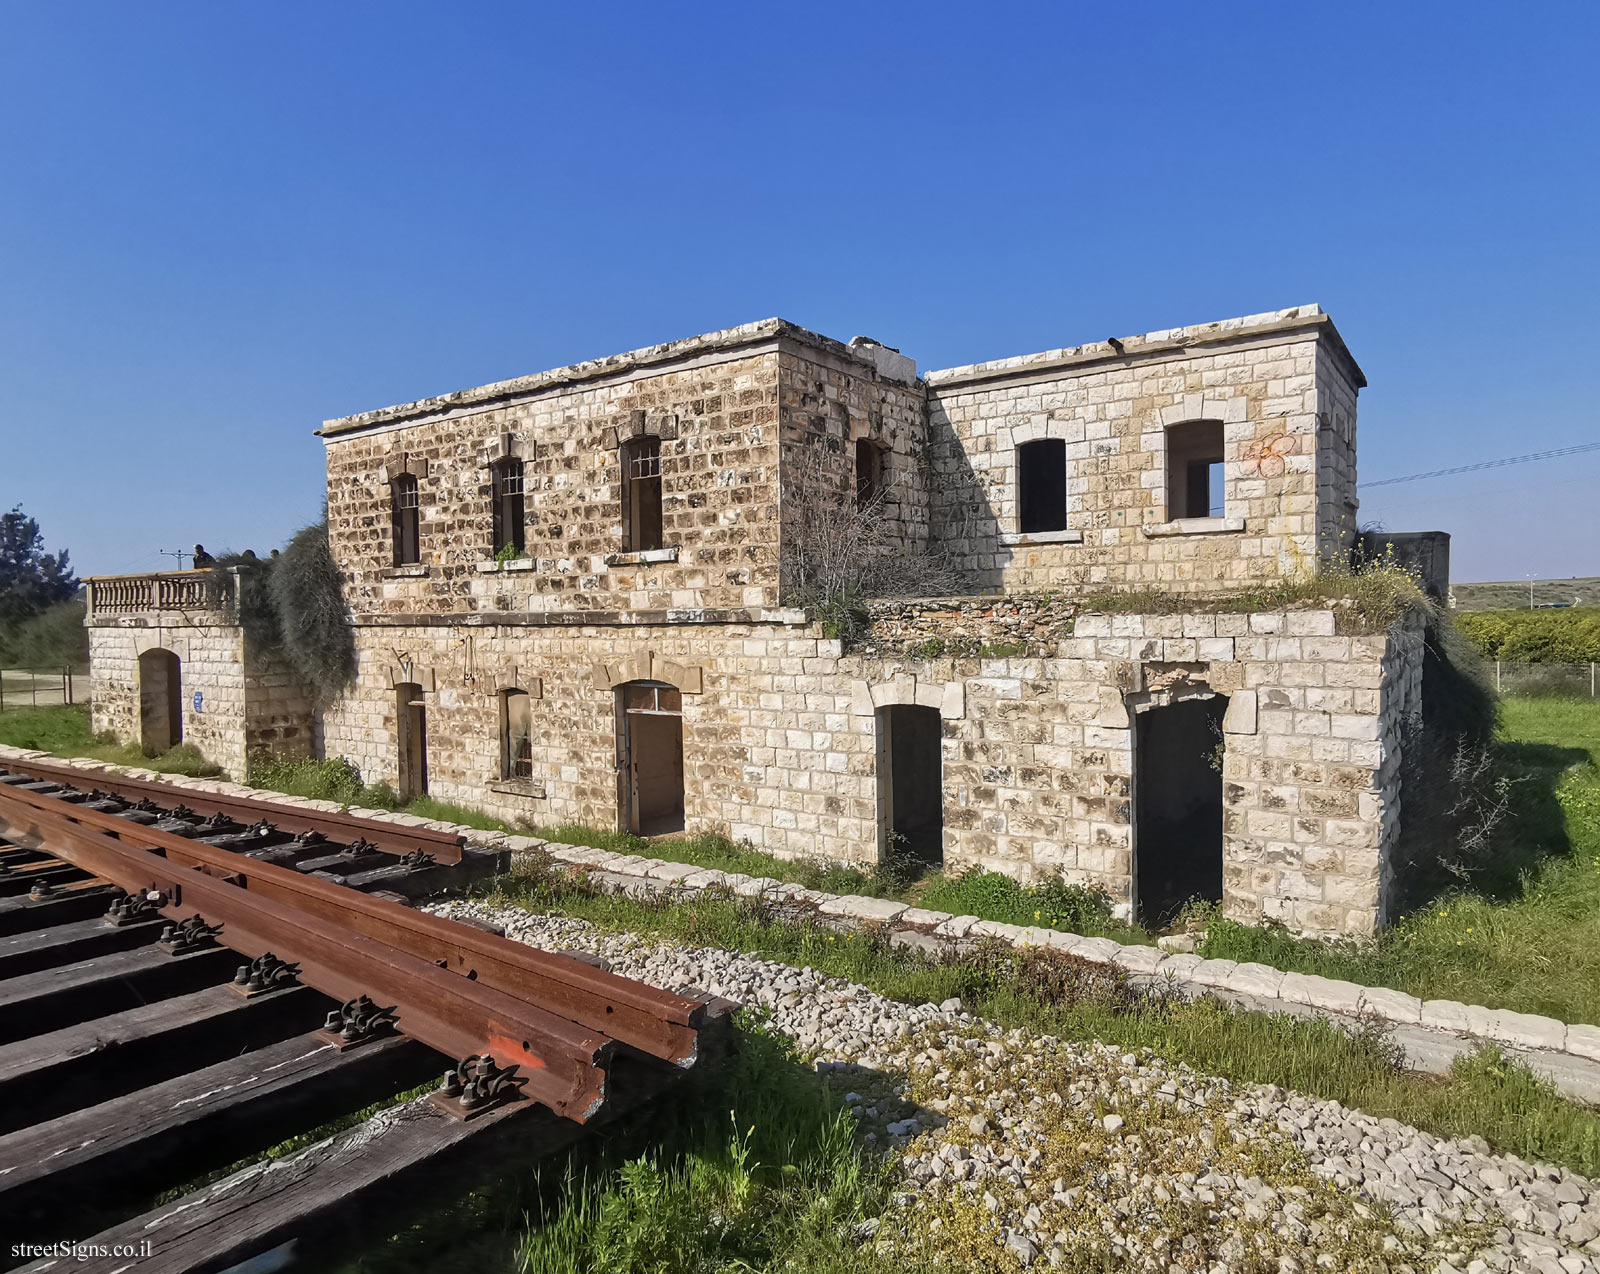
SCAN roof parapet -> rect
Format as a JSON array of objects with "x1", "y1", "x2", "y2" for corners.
[{"x1": 924, "y1": 304, "x2": 1365, "y2": 390}]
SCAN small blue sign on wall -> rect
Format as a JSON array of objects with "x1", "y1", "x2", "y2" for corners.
[{"x1": 193, "y1": 691, "x2": 203, "y2": 713}]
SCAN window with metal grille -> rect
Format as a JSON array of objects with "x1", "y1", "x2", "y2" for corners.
[
  {"x1": 392, "y1": 474, "x2": 420, "y2": 565},
  {"x1": 500, "y1": 688, "x2": 533, "y2": 779},
  {"x1": 620, "y1": 435, "x2": 663, "y2": 551},
  {"x1": 620, "y1": 681, "x2": 681, "y2": 714},
  {"x1": 491, "y1": 457, "x2": 525, "y2": 556}
]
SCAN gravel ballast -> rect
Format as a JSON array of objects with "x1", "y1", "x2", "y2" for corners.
[{"x1": 432, "y1": 900, "x2": 1600, "y2": 1273}]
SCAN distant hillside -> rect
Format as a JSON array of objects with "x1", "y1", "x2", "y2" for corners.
[{"x1": 1451, "y1": 577, "x2": 1600, "y2": 611}]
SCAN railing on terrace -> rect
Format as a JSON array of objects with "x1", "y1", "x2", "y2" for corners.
[{"x1": 86, "y1": 569, "x2": 238, "y2": 620}]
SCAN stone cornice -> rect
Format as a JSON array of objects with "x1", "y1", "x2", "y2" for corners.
[
  {"x1": 317, "y1": 320, "x2": 896, "y2": 440},
  {"x1": 924, "y1": 305, "x2": 1367, "y2": 393}
]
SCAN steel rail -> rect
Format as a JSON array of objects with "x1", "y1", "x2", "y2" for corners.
[
  {"x1": 0, "y1": 757, "x2": 467, "y2": 862},
  {"x1": 0, "y1": 795, "x2": 615, "y2": 1121},
  {"x1": 0, "y1": 781, "x2": 706, "y2": 1066}
]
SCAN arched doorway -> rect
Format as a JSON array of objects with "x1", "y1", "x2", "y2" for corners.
[
  {"x1": 395, "y1": 683, "x2": 428, "y2": 801},
  {"x1": 138, "y1": 649, "x2": 182, "y2": 754},
  {"x1": 617, "y1": 680, "x2": 683, "y2": 837},
  {"x1": 1134, "y1": 696, "x2": 1227, "y2": 927},
  {"x1": 876, "y1": 703, "x2": 944, "y2": 869}
]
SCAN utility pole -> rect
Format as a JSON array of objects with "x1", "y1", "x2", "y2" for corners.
[{"x1": 160, "y1": 549, "x2": 191, "y2": 571}]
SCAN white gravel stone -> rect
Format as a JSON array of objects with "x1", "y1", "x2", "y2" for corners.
[{"x1": 429, "y1": 899, "x2": 1600, "y2": 1274}]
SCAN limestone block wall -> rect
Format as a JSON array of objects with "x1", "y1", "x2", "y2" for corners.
[
  {"x1": 321, "y1": 622, "x2": 881, "y2": 857},
  {"x1": 324, "y1": 345, "x2": 785, "y2": 620},
  {"x1": 776, "y1": 340, "x2": 931, "y2": 573},
  {"x1": 922, "y1": 305, "x2": 1366, "y2": 596},
  {"x1": 87, "y1": 618, "x2": 250, "y2": 776},
  {"x1": 321, "y1": 603, "x2": 1415, "y2": 936},
  {"x1": 88, "y1": 618, "x2": 317, "y2": 779}
]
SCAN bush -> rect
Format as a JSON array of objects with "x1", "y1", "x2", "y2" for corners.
[
  {"x1": 1083, "y1": 554, "x2": 1427, "y2": 633},
  {"x1": 919, "y1": 868, "x2": 1128, "y2": 939},
  {"x1": 0, "y1": 599, "x2": 88, "y2": 668},
  {"x1": 1392, "y1": 608, "x2": 1509, "y2": 891},
  {"x1": 1454, "y1": 607, "x2": 1600, "y2": 663},
  {"x1": 268, "y1": 520, "x2": 355, "y2": 708},
  {"x1": 246, "y1": 753, "x2": 367, "y2": 804}
]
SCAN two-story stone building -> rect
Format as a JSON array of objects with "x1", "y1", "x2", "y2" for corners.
[{"x1": 87, "y1": 304, "x2": 1436, "y2": 935}]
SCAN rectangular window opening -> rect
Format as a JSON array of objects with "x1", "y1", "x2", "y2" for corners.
[
  {"x1": 621, "y1": 436, "x2": 664, "y2": 552},
  {"x1": 492, "y1": 459, "x2": 526, "y2": 555},
  {"x1": 501, "y1": 688, "x2": 533, "y2": 779},
  {"x1": 1166, "y1": 421, "x2": 1225, "y2": 520},
  {"x1": 856, "y1": 438, "x2": 886, "y2": 510},
  {"x1": 1017, "y1": 438, "x2": 1068, "y2": 533},
  {"x1": 392, "y1": 474, "x2": 421, "y2": 566}
]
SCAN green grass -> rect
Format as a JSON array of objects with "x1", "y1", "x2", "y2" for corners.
[
  {"x1": 490, "y1": 867, "x2": 1600, "y2": 1180},
  {"x1": 1200, "y1": 696, "x2": 1600, "y2": 1023},
  {"x1": 0, "y1": 704, "x2": 221, "y2": 776},
  {"x1": 347, "y1": 1019, "x2": 896, "y2": 1274},
  {"x1": 1081, "y1": 555, "x2": 1427, "y2": 632},
  {"x1": 15, "y1": 695, "x2": 1600, "y2": 1025}
]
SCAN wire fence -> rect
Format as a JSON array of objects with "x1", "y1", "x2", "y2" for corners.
[
  {"x1": 0, "y1": 667, "x2": 89, "y2": 712},
  {"x1": 1493, "y1": 661, "x2": 1599, "y2": 698}
]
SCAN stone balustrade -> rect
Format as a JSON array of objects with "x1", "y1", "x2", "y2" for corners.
[{"x1": 86, "y1": 570, "x2": 235, "y2": 620}]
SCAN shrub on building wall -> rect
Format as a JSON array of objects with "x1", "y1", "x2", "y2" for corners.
[
  {"x1": 1453, "y1": 607, "x2": 1600, "y2": 663},
  {"x1": 267, "y1": 520, "x2": 355, "y2": 709},
  {"x1": 780, "y1": 449, "x2": 965, "y2": 642},
  {"x1": 1392, "y1": 607, "x2": 1509, "y2": 896},
  {"x1": 207, "y1": 520, "x2": 355, "y2": 712}
]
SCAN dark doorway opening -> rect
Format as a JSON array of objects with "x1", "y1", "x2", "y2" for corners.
[
  {"x1": 138, "y1": 649, "x2": 182, "y2": 754},
  {"x1": 1017, "y1": 438, "x2": 1068, "y2": 533},
  {"x1": 620, "y1": 681, "x2": 684, "y2": 837},
  {"x1": 878, "y1": 704, "x2": 943, "y2": 868},
  {"x1": 396, "y1": 683, "x2": 428, "y2": 801},
  {"x1": 1134, "y1": 697, "x2": 1226, "y2": 928}
]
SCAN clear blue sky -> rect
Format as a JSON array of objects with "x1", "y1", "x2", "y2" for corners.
[{"x1": 2, "y1": 1, "x2": 1595, "y2": 584}]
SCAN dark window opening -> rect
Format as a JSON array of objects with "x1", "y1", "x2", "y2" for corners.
[
  {"x1": 856, "y1": 438, "x2": 886, "y2": 510},
  {"x1": 392, "y1": 474, "x2": 421, "y2": 565},
  {"x1": 1017, "y1": 439, "x2": 1068, "y2": 533},
  {"x1": 1166, "y1": 421, "x2": 1225, "y2": 519},
  {"x1": 878, "y1": 704, "x2": 943, "y2": 869},
  {"x1": 621, "y1": 436, "x2": 663, "y2": 552},
  {"x1": 491, "y1": 458, "x2": 525, "y2": 556},
  {"x1": 1134, "y1": 697, "x2": 1226, "y2": 928}
]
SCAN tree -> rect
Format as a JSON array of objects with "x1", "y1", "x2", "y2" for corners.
[{"x1": 0, "y1": 507, "x2": 79, "y2": 628}]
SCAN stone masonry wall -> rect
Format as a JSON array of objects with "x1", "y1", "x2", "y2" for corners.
[
  {"x1": 922, "y1": 306, "x2": 1365, "y2": 597},
  {"x1": 88, "y1": 617, "x2": 250, "y2": 776},
  {"x1": 324, "y1": 349, "x2": 785, "y2": 620},
  {"x1": 320, "y1": 604, "x2": 1412, "y2": 935},
  {"x1": 89, "y1": 619, "x2": 318, "y2": 779},
  {"x1": 776, "y1": 340, "x2": 931, "y2": 575}
]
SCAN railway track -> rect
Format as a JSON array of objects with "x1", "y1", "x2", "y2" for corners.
[{"x1": 0, "y1": 759, "x2": 731, "y2": 1274}]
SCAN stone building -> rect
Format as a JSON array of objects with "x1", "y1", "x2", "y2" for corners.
[
  {"x1": 84, "y1": 570, "x2": 316, "y2": 778},
  {"x1": 86, "y1": 304, "x2": 1439, "y2": 935}
]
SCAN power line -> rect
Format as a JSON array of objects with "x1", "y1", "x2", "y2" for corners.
[{"x1": 1359, "y1": 441, "x2": 1600, "y2": 488}]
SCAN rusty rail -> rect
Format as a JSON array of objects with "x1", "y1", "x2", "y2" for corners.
[
  {"x1": 0, "y1": 794, "x2": 622, "y2": 1120},
  {"x1": 0, "y1": 756, "x2": 467, "y2": 863},
  {"x1": 0, "y1": 778, "x2": 706, "y2": 1069}
]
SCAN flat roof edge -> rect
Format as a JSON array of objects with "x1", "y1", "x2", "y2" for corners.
[
  {"x1": 318, "y1": 318, "x2": 806, "y2": 437},
  {"x1": 924, "y1": 305, "x2": 1366, "y2": 390}
]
